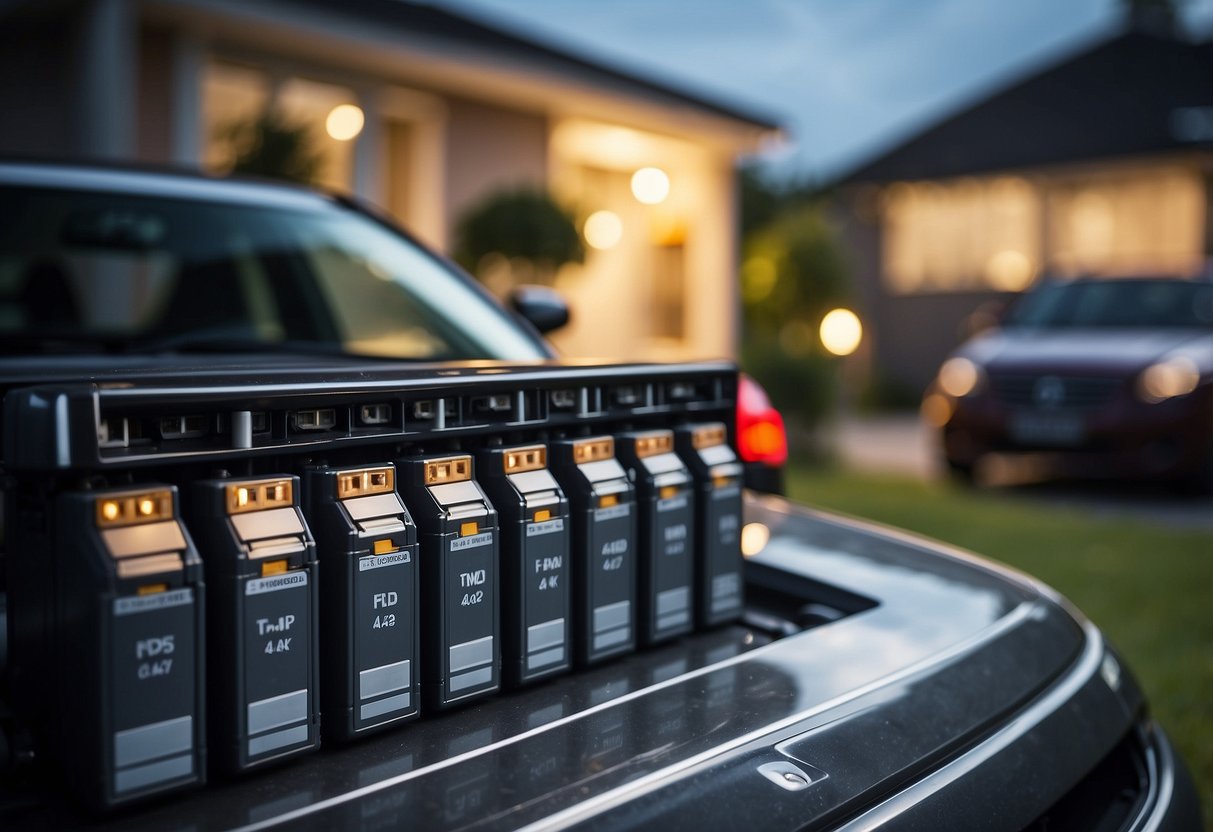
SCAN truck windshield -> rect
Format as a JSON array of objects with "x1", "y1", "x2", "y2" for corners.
[
  {"x1": 0, "y1": 184, "x2": 549, "y2": 361},
  {"x1": 1005, "y1": 278, "x2": 1213, "y2": 330}
]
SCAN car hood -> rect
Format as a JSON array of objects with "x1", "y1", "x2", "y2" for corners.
[
  {"x1": 962, "y1": 328, "x2": 1213, "y2": 374},
  {"x1": 28, "y1": 495, "x2": 1141, "y2": 832}
]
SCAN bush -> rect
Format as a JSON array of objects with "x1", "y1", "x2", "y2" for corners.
[
  {"x1": 453, "y1": 188, "x2": 583, "y2": 282},
  {"x1": 740, "y1": 199, "x2": 852, "y2": 430}
]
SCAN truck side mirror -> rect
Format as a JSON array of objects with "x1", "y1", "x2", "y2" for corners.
[{"x1": 510, "y1": 285, "x2": 570, "y2": 334}]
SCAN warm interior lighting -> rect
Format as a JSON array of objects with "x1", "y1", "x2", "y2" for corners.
[
  {"x1": 631, "y1": 167, "x2": 670, "y2": 205},
  {"x1": 819, "y1": 308, "x2": 863, "y2": 356},
  {"x1": 584, "y1": 210, "x2": 623, "y2": 250},
  {"x1": 985, "y1": 250, "x2": 1035, "y2": 291},
  {"x1": 325, "y1": 104, "x2": 365, "y2": 141}
]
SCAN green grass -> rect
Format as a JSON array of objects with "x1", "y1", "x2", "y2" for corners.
[{"x1": 785, "y1": 465, "x2": 1213, "y2": 825}]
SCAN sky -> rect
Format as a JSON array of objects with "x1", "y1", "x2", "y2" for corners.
[{"x1": 437, "y1": 0, "x2": 1213, "y2": 182}]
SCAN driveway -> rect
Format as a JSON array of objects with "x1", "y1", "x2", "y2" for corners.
[{"x1": 831, "y1": 412, "x2": 1213, "y2": 533}]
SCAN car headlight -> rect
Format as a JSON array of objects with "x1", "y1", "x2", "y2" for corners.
[
  {"x1": 1137, "y1": 356, "x2": 1201, "y2": 403},
  {"x1": 937, "y1": 357, "x2": 986, "y2": 398}
]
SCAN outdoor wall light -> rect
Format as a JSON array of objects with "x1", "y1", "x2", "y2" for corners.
[
  {"x1": 631, "y1": 167, "x2": 670, "y2": 205},
  {"x1": 326, "y1": 104, "x2": 365, "y2": 141},
  {"x1": 584, "y1": 210, "x2": 623, "y2": 249},
  {"x1": 819, "y1": 308, "x2": 863, "y2": 357}
]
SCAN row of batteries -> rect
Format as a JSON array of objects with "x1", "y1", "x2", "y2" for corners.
[{"x1": 13, "y1": 424, "x2": 745, "y2": 810}]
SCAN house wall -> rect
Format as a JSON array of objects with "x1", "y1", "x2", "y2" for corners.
[{"x1": 443, "y1": 98, "x2": 548, "y2": 251}]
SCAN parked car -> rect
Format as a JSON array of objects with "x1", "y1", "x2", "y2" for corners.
[
  {"x1": 0, "y1": 162, "x2": 1201, "y2": 830},
  {"x1": 926, "y1": 275, "x2": 1213, "y2": 488}
]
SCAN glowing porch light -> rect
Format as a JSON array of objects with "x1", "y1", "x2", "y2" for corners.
[
  {"x1": 325, "y1": 104, "x2": 365, "y2": 141},
  {"x1": 584, "y1": 210, "x2": 623, "y2": 250},
  {"x1": 819, "y1": 308, "x2": 863, "y2": 356},
  {"x1": 631, "y1": 167, "x2": 670, "y2": 205}
]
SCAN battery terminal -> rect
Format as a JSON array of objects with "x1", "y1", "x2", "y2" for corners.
[
  {"x1": 337, "y1": 466, "x2": 395, "y2": 500},
  {"x1": 424, "y1": 455, "x2": 471, "y2": 485},
  {"x1": 692, "y1": 424, "x2": 727, "y2": 449},
  {"x1": 634, "y1": 431, "x2": 673, "y2": 458},
  {"x1": 373, "y1": 538, "x2": 398, "y2": 555},
  {"x1": 137, "y1": 583, "x2": 169, "y2": 596},
  {"x1": 504, "y1": 445, "x2": 546, "y2": 473},
  {"x1": 460, "y1": 521, "x2": 480, "y2": 537},
  {"x1": 95, "y1": 489, "x2": 173, "y2": 528},
  {"x1": 572, "y1": 437, "x2": 613, "y2": 464},
  {"x1": 226, "y1": 479, "x2": 294, "y2": 515},
  {"x1": 533, "y1": 509, "x2": 552, "y2": 523},
  {"x1": 598, "y1": 494, "x2": 619, "y2": 509},
  {"x1": 659, "y1": 485, "x2": 681, "y2": 500}
]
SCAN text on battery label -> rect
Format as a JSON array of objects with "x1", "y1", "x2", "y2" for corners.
[
  {"x1": 246, "y1": 572, "x2": 308, "y2": 595},
  {"x1": 664, "y1": 524, "x2": 688, "y2": 541},
  {"x1": 534, "y1": 556, "x2": 562, "y2": 573},
  {"x1": 601, "y1": 538, "x2": 628, "y2": 556},
  {"x1": 595, "y1": 503, "x2": 631, "y2": 521},
  {"x1": 720, "y1": 514, "x2": 739, "y2": 532},
  {"x1": 657, "y1": 494, "x2": 688, "y2": 512},
  {"x1": 526, "y1": 518, "x2": 565, "y2": 536},
  {"x1": 451, "y1": 532, "x2": 493, "y2": 551},
  {"x1": 135, "y1": 635, "x2": 175, "y2": 680},
  {"x1": 114, "y1": 588, "x2": 193, "y2": 615},
  {"x1": 359, "y1": 551, "x2": 412, "y2": 571}
]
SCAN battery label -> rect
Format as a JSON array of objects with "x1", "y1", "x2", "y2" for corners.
[
  {"x1": 446, "y1": 533, "x2": 496, "y2": 694},
  {"x1": 707, "y1": 486, "x2": 743, "y2": 617},
  {"x1": 355, "y1": 548, "x2": 416, "y2": 723},
  {"x1": 359, "y1": 550, "x2": 412, "y2": 571},
  {"x1": 652, "y1": 493, "x2": 693, "y2": 635},
  {"x1": 526, "y1": 518, "x2": 565, "y2": 537},
  {"x1": 246, "y1": 572, "x2": 308, "y2": 595},
  {"x1": 589, "y1": 509, "x2": 633, "y2": 653},
  {"x1": 243, "y1": 575, "x2": 311, "y2": 758},
  {"x1": 451, "y1": 532, "x2": 493, "y2": 551},
  {"x1": 110, "y1": 589, "x2": 197, "y2": 794},
  {"x1": 524, "y1": 519, "x2": 569, "y2": 672}
]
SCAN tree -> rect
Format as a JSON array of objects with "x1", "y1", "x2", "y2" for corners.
[
  {"x1": 221, "y1": 110, "x2": 324, "y2": 185},
  {"x1": 453, "y1": 188, "x2": 583, "y2": 285}
]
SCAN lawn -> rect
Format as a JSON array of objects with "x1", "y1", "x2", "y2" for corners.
[{"x1": 785, "y1": 465, "x2": 1213, "y2": 825}]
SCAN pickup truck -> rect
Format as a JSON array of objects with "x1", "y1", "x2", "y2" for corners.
[{"x1": 0, "y1": 161, "x2": 1201, "y2": 831}]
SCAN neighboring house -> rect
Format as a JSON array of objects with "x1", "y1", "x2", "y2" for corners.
[
  {"x1": 0, "y1": 0, "x2": 779, "y2": 362},
  {"x1": 834, "y1": 20, "x2": 1213, "y2": 395}
]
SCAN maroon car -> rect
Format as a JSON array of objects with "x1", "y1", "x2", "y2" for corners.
[{"x1": 926, "y1": 276, "x2": 1213, "y2": 488}]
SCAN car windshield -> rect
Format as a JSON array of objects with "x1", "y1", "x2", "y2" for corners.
[
  {"x1": 1005, "y1": 279, "x2": 1213, "y2": 330},
  {"x1": 0, "y1": 183, "x2": 549, "y2": 360}
]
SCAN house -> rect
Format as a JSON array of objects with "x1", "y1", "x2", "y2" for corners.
[
  {"x1": 0, "y1": 0, "x2": 780, "y2": 362},
  {"x1": 834, "y1": 18, "x2": 1213, "y2": 395}
]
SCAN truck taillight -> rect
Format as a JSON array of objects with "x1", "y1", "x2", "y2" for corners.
[{"x1": 736, "y1": 374, "x2": 788, "y2": 467}]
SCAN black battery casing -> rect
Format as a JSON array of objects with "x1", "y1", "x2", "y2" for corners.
[
  {"x1": 675, "y1": 423, "x2": 745, "y2": 626},
  {"x1": 190, "y1": 476, "x2": 320, "y2": 773},
  {"x1": 548, "y1": 436, "x2": 637, "y2": 665},
  {"x1": 615, "y1": 430, "x2": 696, "y2": 646},
  {"x1": 303, "y1": 465, "x2": 420, "y2": 740},
  {"x1": 476, "y1": 445, "x2": 572, "y2": 687},
  {"x1": 9, "y1": 485, "x2": 207, "y2": 810},
  {"x1": 399, "y1": 455, "x2": 500, "y2": 709}
]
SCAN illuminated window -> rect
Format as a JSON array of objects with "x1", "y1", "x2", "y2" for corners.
[
  {"x1": 202, "y1": 62, "x2": 359, "y2": 192},
  {"x1": 882, "y1": 177, "x2": 1040, "y2": 294},
  {"x1": 1046, "y1": 167, "x2": 1205, "y2": 277}
]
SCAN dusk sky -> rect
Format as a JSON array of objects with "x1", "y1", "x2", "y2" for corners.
[{"x1": 440, "y1": 0, "x2": 1213, "y2": 182}]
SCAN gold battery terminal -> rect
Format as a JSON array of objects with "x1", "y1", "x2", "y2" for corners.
[
  {"x1": 572, "y1": 437, "x2": 613, "y2": 464},
  {"x1": 691, "y1": 424, "x2": 728, "y2": 449},
  {"x1": 226, "y1": 479, "x2": 294, "y2": 514},
  {"x1": 503, "y1": 445, "x2": 546, "y2": 473},
  {"x1": 634, "y1": 431, "x2": 673, "y2": 458},
  {"x1": 336, "y1": 466, "x2": 395, "y2": 500},
  {"x1": 423, "y1": 455, "x2": 472, "y2": 486},
  {"x1": 95, "y1": 489, "x2": 174, "y2": 528}
]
